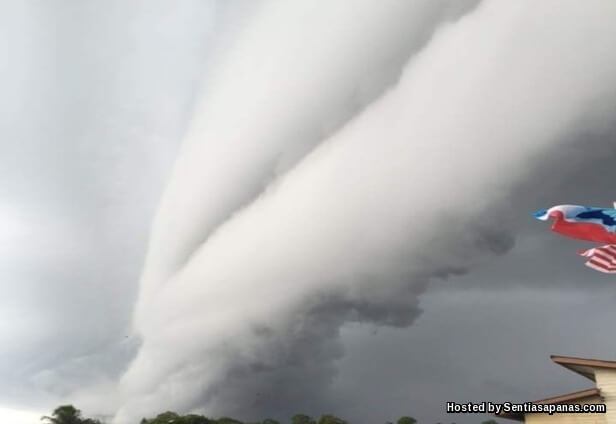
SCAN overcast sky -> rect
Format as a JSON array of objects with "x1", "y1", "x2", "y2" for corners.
[{"x1": 2, "y1": 1, "x2": 616, "y2": 424}]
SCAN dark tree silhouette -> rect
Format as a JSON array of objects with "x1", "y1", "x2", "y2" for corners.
[
  {"x1": 316, "y1": 414, "x2": 347, "y2": 424},
  {"x1": 291, "y1": 414, "x2": 316, "y2": 424},
  {"x1": 41, "y1": 405, "x2": 84, "y2": 424}
]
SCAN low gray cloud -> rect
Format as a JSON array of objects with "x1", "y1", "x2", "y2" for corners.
[{"x1": 0, "y1": 0, "x2": 217, "y2": 412}]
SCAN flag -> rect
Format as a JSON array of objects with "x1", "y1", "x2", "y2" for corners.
[
  {"x1": 579, "y1": 244, "x2": 616, "y2": 274},
  {"x1": 533, "y1": 205, "x2": 616, "y2": 244}
]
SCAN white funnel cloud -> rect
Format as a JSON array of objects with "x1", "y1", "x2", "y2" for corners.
[{"x1": 137, "y1": 0, "x2": 479, "y2": 301}]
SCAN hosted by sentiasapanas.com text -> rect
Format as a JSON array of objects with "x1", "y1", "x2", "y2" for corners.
[{"x1": 446, "y1": 401, "x2": 607, "y2": 416}]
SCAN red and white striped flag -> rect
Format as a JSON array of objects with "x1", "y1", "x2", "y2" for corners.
[{"x1": 579, "y1": 244, "x2": 616, "y2": 274}]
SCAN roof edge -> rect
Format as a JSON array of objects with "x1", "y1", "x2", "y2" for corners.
[
  {"x1": 531, "y1": 387, "x2": 601, "y2": 404},
  {"x1": 551, "y1": 355, "x2": 616, "y2": 370}
]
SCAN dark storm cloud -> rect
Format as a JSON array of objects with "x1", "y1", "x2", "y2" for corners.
[
  {"x1": 187, "y1": 211, "x2": 514, "y2": 422},
  {"x1": 331, "y1": 288, "x2": 616, "y2": 424},
  {"x1": 441, "y1": 122, "x2": 616, "y2": 292}
]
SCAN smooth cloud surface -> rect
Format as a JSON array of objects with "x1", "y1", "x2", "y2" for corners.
[{"x1": 137, "y1": 0, "x2": 479, "y2": 299}]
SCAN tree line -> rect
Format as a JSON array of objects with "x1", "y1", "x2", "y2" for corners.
[{"x1": 41, "y1": 405, "x2": 500, "y2": 424}]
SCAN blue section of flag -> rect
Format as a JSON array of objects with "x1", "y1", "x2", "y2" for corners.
[
  {"x1": 576, "y1": 209, "x2": 616, "y2": 227},
  {"x1": 532, "y1": 209, "x2": 547, "y2": 219}
]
